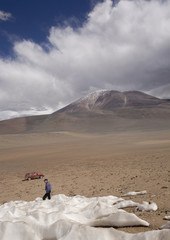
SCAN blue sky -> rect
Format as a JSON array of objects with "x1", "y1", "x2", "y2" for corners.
[
  {"x1": 0, "y1": 0, "x2": 97, "y2": 56},
  {"x1": 0, "y1": 0, "x2": 170, "y2": 120}
]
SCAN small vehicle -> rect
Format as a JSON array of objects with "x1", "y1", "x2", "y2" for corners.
[{"x1": 25, "y1": 172, "x2": 44, "y2": 181}]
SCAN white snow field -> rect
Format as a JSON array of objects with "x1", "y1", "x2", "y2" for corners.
[{"x1": 0, "y1": 194, "x2": 169, "y2": 240}]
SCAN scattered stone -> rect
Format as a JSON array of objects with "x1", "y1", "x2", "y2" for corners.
[{"x1": 161, "y1": 209, "x2": 170, "y2": 214}]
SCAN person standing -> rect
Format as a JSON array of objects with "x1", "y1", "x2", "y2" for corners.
[{"x1": 43, "y1": 179, "x2": 51, "y2": 200}]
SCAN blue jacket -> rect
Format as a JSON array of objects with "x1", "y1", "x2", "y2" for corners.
[{"x1": 45, "y1": 182, "x2": 51, "y2": 193}]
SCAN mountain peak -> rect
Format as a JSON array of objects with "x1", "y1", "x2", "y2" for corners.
[
  {"x1": 76, "y1": 90, "x2": 120, "y2": 111},
  {"x1": 58, "y1": 90, "x2": 162, "y2": 113},
  {"x1": 0, "y1": 90, "x2": 170, "y2": 134}
]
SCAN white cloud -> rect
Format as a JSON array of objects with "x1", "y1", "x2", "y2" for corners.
[
  {"x1": 0, "y1": 0, "x2": 170, "y2": 120},
  {"x1": 0, "y1": 10, "x2": 12, "y2": 21},
  {"x1": 0, "y1": 108, "x2": 54, "y2": 121}
]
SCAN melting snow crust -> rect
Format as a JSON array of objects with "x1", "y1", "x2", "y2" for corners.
[{"x1": 0, "y1": 194, "x2": 169, "y2": 240}]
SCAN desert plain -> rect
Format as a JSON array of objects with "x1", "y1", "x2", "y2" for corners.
[{"x1": 0, "y1": 128, "x2": 169, "y2": 234}]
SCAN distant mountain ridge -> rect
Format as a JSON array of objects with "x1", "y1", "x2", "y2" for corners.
[
  {"x1": 57, "y1": 90, "x2": 167, "y2": 113},
  {"x1": 0, "y1": 90, "x2": 170, "y2": 134}
]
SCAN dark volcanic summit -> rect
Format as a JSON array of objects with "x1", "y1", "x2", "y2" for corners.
[{"x1": 0, "y1": 90, "x2": 170, "y2": 134}]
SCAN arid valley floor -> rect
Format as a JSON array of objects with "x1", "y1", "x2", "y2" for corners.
[{"x1": 0, "y1": 129, "x2": 170, "y2": 233}]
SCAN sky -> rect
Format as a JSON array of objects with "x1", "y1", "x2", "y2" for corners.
[{"x1": 0, "y1": 0, "x2": 170, "y2": 120}]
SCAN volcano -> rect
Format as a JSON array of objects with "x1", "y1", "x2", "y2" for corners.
[{"x1": 0, "y1": 90, "x2": 170, "y2": 134}]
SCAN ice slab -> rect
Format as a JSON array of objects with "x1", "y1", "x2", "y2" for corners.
[
  {"x1": 0, "y1": 194, "x2": 169, "y2": 240},
  {"x1": 160, "y1": 221, "x2": 170, "y2": 230},
  {"x1": 121, "y1": 190, "x2": 147, "y2": 197},
  {"x1": 164, "y1": 216, "x2": 170, "y2": 220},
  {"x1": 114, "y1": 200, "x2": 158, "y2": 211}
]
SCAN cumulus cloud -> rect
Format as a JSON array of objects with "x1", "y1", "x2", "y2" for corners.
[
  {"x1": 0, "y1": 10, "x2": 12, "y2": 21},
  {"x1": 0, "y1": 0, "x2": 170, "y2": 120}
]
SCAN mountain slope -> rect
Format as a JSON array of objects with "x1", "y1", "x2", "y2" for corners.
[
  {"x1": 57, "y1": 90, "x2": 167, "y2": 113},
  {"x1": 0, "y1": 90, "x2": 170, "y2": 134}
]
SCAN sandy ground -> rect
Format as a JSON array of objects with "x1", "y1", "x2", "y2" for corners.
[{"x1": 0, "y1": 130, "x2": 170, "y2": 233}]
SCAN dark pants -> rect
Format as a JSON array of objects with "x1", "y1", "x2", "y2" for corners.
[{"x1": 43, "y1": 191, "x2": 51, "y2": 200}]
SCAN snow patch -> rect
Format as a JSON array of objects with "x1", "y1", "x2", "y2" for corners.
[
  {"x1": 121, "y1": 190, "x2": 147, "y2": 197},
  {"x1": 76, "y1": 90, "x2": 109, "y2": 110},
  {"x1": 160, "y1": 221, "x2": 170, "y2": 230},
  {"x1": 114, "y1": 200, "x2": 158, "y2": 212},
  {"x1": 0, "y1": 194, "x2": 169, "y2": 240}
]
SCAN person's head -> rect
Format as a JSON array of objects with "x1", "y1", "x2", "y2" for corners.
[{"x1": 44, "y1": 179, "x2": 48, "y2": 183}]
